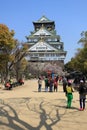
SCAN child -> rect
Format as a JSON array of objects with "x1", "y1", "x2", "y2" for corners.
[{"x1": 66, "y1": 82, "x2": 74, "y2": 108}]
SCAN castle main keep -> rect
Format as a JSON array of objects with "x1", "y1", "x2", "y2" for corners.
[{"x1": 25, "y1": 16, "x2": 67, "y2": 75}]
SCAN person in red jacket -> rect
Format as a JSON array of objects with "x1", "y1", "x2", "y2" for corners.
[{"x1": 5, "y1": 81, "x2": 11, "y2": 90}]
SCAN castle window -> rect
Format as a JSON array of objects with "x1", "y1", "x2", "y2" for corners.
[
  {"x1": 39, "y1": 53, "x2": 44, "y2": 57},
  {"x1": 54, "y1": 38, "x2": 57, "y2": 41},
  {"x1": 28, "y1": 39, "x2": 31, "y2": 42},
  {"x1": 48, "y1": 38, "x2": 51, "y2": 41},
  {"x1": 34, "y1": 39, "x2": 37, "y2": 42}
]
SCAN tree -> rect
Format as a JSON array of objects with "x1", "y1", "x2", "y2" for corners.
[
  {"x1": 65, "y1": 31, "x2": 87, "y2": 75},
  {"x1": 0, "y1": 24, "x2": 16, "y2": 81},
  {"x1": 0, "y1": 24, "x2": 29, "y2": 82},
  {"x1": 10, "y1": 43, "x2": 28, "y2": 80}
]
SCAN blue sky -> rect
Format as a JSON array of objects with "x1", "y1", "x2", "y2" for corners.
[{"x1": 0, "y1": 0, "x2": 87, "y2": 63}]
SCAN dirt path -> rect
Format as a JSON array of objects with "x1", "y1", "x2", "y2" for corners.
[{"x1": 0, "y1": 80, "x2": 87, "y2": 130}]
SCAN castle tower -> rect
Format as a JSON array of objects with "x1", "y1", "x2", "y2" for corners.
[{"x1": 25, "y1": 16, "x2": 67, "y2": 75}]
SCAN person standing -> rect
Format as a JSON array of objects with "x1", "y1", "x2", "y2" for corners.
[
  {"x1": 78, "y1": 80, "x2": 87, "y2": 111},
  {"x1": 54, "y1": 76, "x2": 58, "y2": 92},
  {"x1": 62, "y1": 76, "x2": 67, "y2": 92},
  {"x1": 38, "y1": 77, "x2": 42, "y2": 92},
  {"x1": 66, "y1": 82, "x2": 74, "y2": 108},
  {"x1": 49, "y1": 76, "x2": 54, "y2": 92},
  {"x1": 44, "y1": 76, "x2": 49, "y2": 92}
]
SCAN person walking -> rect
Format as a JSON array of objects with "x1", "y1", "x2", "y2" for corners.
[
  {"x1": 78, "y1": 80, "x2": 87, "y2": 111},
  {"x1": 66, "y1": 81, "x2": 74, "y2": 108}
]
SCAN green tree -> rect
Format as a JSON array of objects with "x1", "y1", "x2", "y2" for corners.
[
  {"x1": 0, "y1": 24, "x2": 16, "y2": 81},
  {"x1": 76, "y1": 31, "x2": 87, "y2": 73},
  {"x1": 65, "y1": 31, "x2": 87, "y2": 75}
]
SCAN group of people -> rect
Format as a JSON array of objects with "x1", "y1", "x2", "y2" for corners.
[
  {"x1": 38, "y1": 75, "x2": 87, "y2": 111},
  {"x1": 63, "y1": 76, "x2": 87, "y2": 110},
  {"x1": 38, "y1": 75, "x2": 58, "y2": 92},
  {"x1": 4, "y1": 78, "x2": 24, "y2": 90}
]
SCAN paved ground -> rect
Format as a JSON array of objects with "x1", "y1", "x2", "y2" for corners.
[{"x1": 0, "y1": 80, "x2": 87, "y2": 130}]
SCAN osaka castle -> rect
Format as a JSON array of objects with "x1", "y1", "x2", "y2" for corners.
[{"x1": 25, "y1": 16, "x2": 67, "y2": 75}]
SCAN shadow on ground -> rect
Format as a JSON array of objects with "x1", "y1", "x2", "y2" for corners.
[{"x1": 0, "y1": 98, "x2": 80, "y2": 130}]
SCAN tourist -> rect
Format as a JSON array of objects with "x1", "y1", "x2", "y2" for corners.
[
  {"x1": 73, "y1": 76, "x2": 80, "y2": 91},
  {"x1": 5, "y1": 81, "x2": 12, "y2": 90},
  {"x1": 78, "y1": 80, "x2": 87, "y2": 111},
  {"x1": 38, "y1": 77, "x2": 42, "y2": 92},
  {"x1": 49, "y1": 76, "x2": 54, "y2": 92},
  {"x1": 18, "y1": 78, "x2": 24, "y2": 85},
  {"x1": 54, "y1": 76, "x2": 58, "y2": 92},
  {"x1": 44, "y1": 76, "x2": 49, "y2": 92},
  {"x1": 66, "y1": 81, "x2": 74, "y2": 108},
  {"x1": 9, "y1": 79, "x2": 13, "y2": 89},
  {"x1": 62, "y1": 76, "x2": 67, "y2": 92}
]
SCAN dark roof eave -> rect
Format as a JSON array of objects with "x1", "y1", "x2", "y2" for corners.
[{"x1": 33, "y1": 21, "x2": 54, "y2": 24}]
